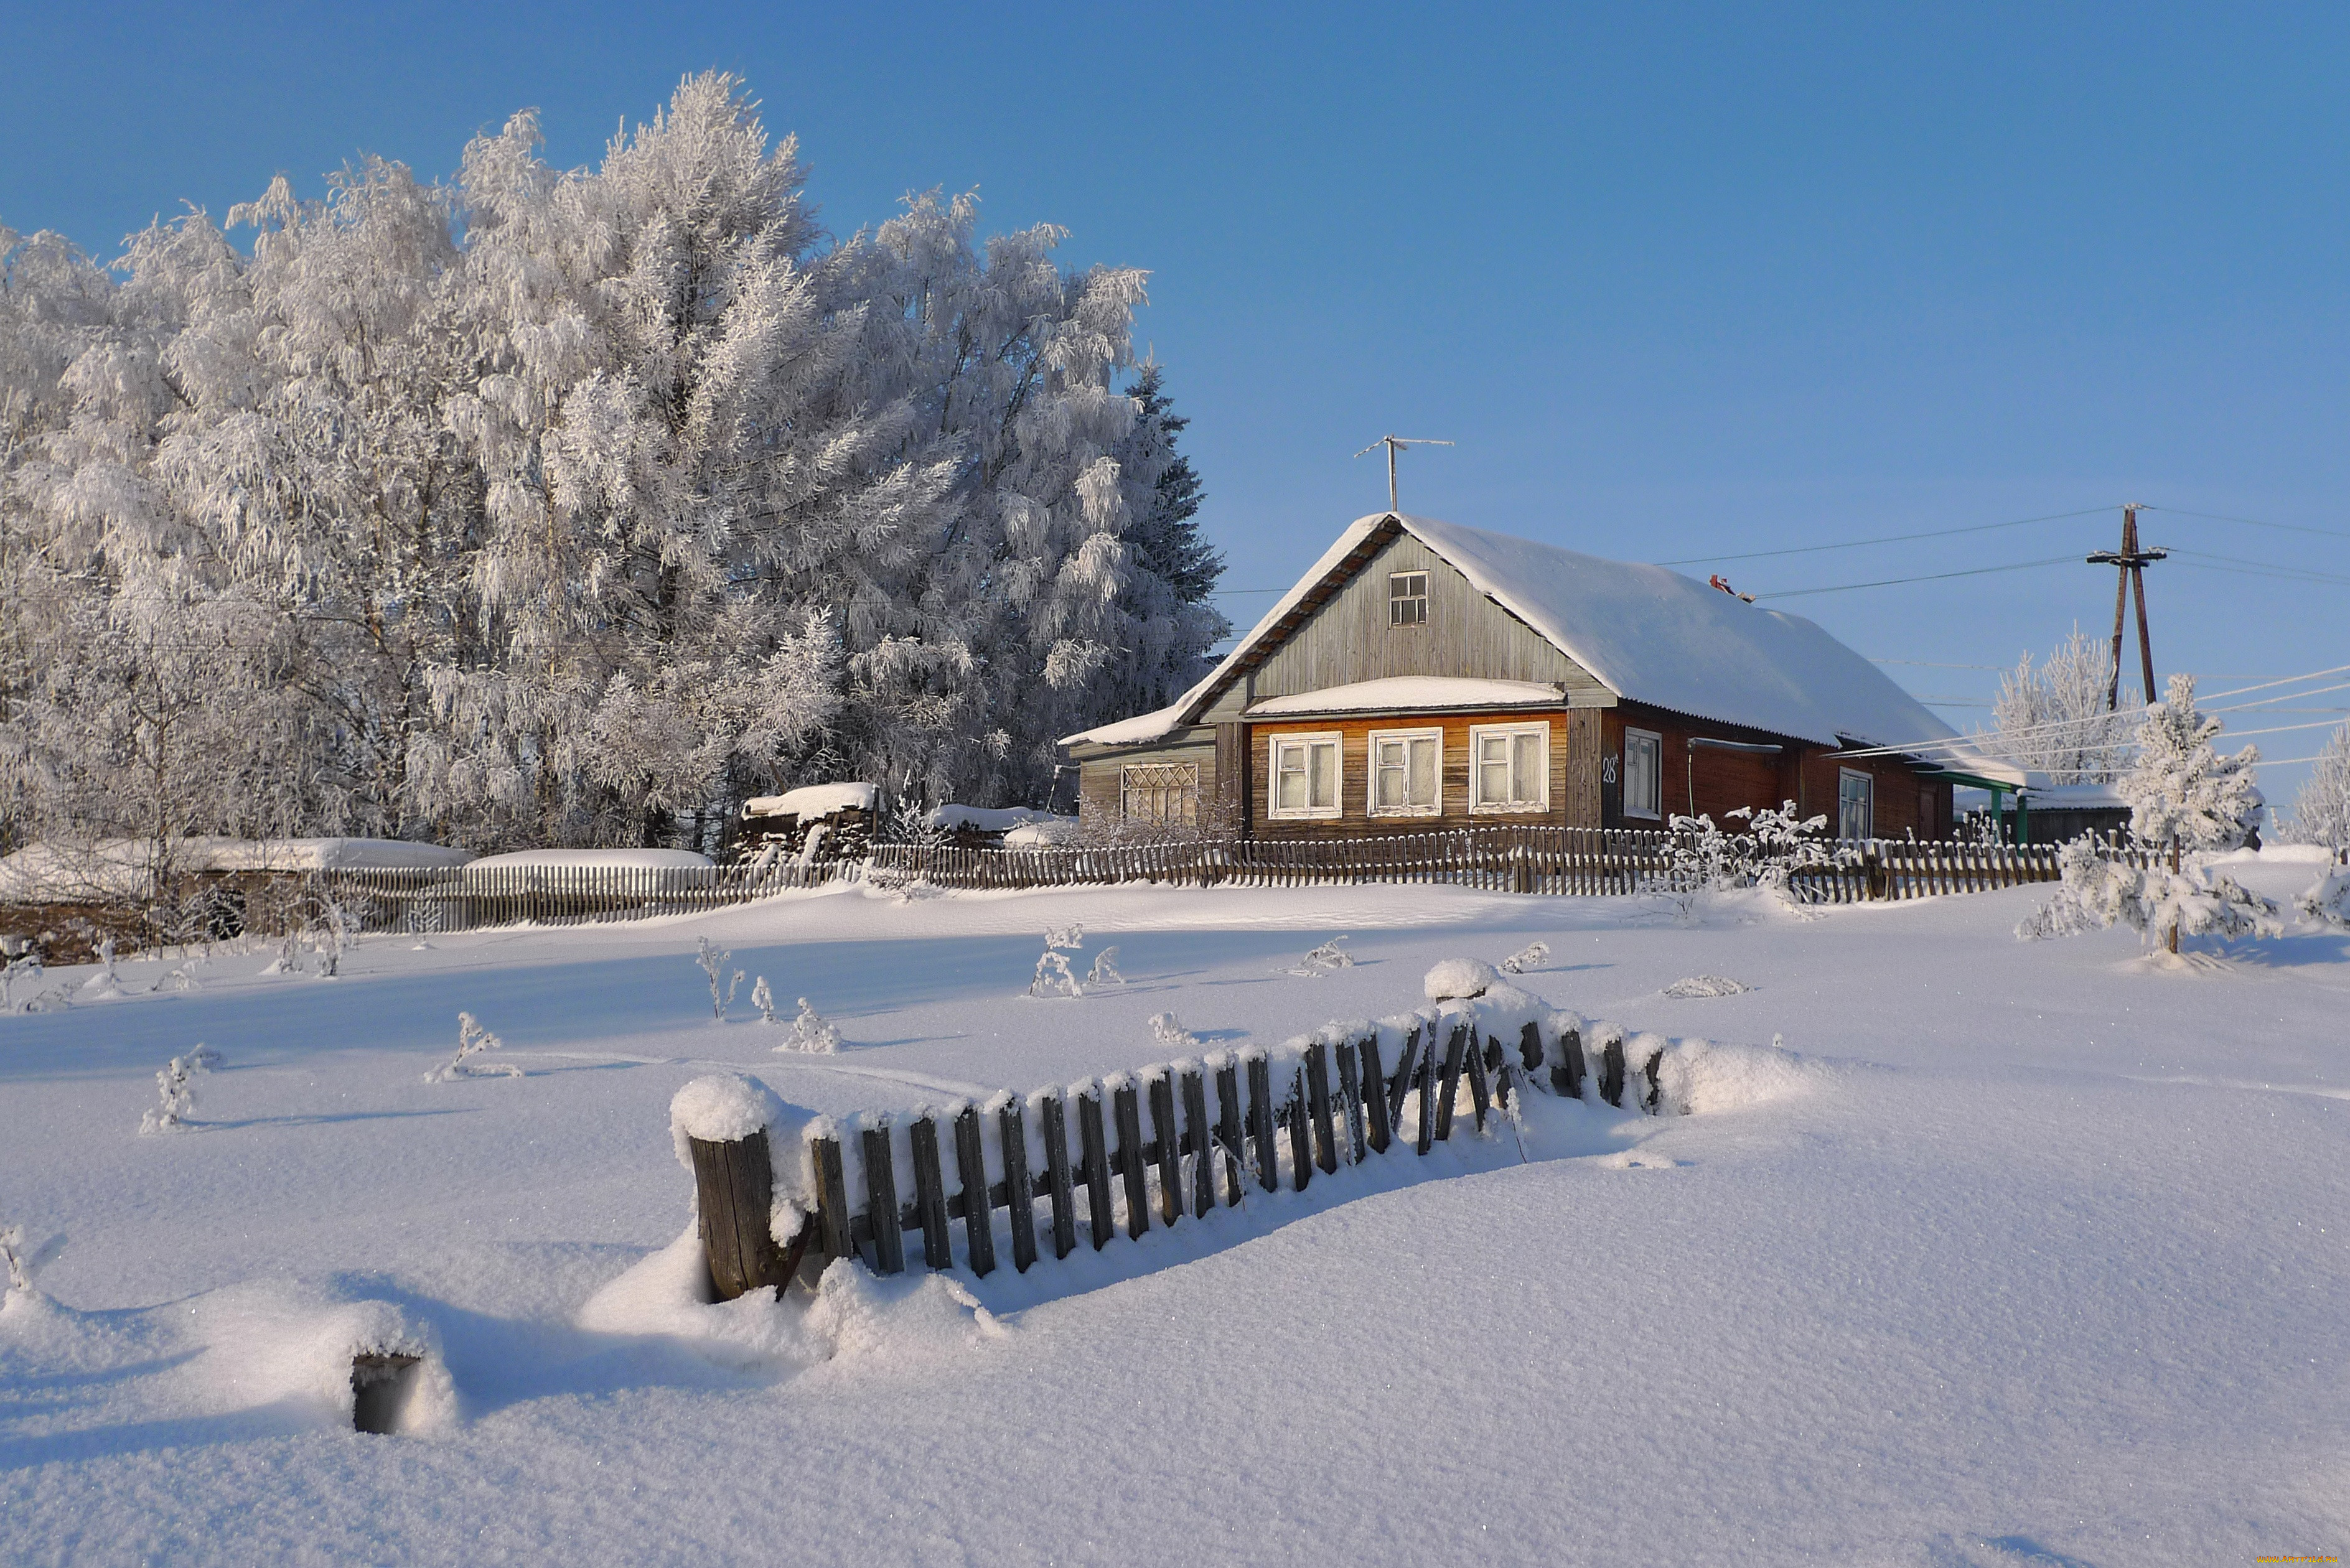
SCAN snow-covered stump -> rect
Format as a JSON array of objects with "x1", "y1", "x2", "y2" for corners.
[{"x1": 685, "y1": 1130, "x2": 807, "y2": 1303}]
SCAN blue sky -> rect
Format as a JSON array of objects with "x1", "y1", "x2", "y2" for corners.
[{"x1": 6, "y1": 2, "x2": 2346, "y2": 804}]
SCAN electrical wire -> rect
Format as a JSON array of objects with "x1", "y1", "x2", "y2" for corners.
[
  {"x1": 2144, "y1": 505, "x2": 2350, "y2": 543},
  {"x1": 1755, "y1": 554, "x2": 2083, "y2": 600},
  {"x1": 1655, "y1": 506, "x2": 2112, "y2": 567}
]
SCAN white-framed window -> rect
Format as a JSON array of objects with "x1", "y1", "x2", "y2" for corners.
[
  {"x1": 1388, "y1": 571, "x2": 1429, "y2": 627},
  {"x1": 1838, "y1": 768, "x2": 1875, "y2": 840},
  {"x1": 1622, "y1": 729, "x2": 1662, "y2": 820},
  {"x1": 1369, "y1": 727, "x2": 1443, "y2": 816},
  {"x1": 1270, "y1": 732, "x2": 1344, "y2": 819},
  {"x1": 1469, "y1": 722, "x2": 1548, "y2": 813},
  {"x1": 1121, "y1": 762, "x2": 1199, "y2": 826}
]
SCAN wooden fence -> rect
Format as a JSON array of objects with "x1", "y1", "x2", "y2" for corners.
[
  {"x1": 317, "y1": 827, "x2": 2117, "y2": 936},
  {"x1": 683, "y1": 996, "x2": 1671, "y2": 1297}
]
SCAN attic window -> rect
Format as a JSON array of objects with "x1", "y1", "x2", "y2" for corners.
[{"x1": 1388, "y1": 571, "x2": 1429, "y2": 627}]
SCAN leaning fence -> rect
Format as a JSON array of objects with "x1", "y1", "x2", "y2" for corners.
[
  {"x1": 680, "y1": 986, "x2": 1672, "y2": 1299},
  {"x1": 309, "y1": 826, "x2": 2120, "y2": 938}
]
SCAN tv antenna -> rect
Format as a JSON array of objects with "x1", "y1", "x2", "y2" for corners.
[
  {"x1": 1354, "y1": 435, "x2": 1454, "y2": 513},
  {"x1": 2086, "y1": 502, "x2": 2166, "y2": 709}
]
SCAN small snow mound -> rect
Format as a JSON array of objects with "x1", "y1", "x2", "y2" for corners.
[
  {"x1": 670, "y1": 1074, "x2": 784, "y2": 1169},
  {"x1": 578, "y1": 1224, "x2": 817, "y2": 1370},
  {"x1": 802, "y1": 1260, "x2": 1005, "y2": 1361},
  {"x1": 1423, "y1": 958, "x2": 1499, "y2": 1000},
  {"x1": 1662, "y1": 974, "x2": 1751, "y2": 999},
  {"x1": 1653, "y1": 1037, "x2": 1827, "y2": 1115}
]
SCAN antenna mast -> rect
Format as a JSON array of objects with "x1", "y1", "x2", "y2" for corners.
[
  {"x1": 2086, "y1": 503, "x2": 2166, "y2": 709},
  {"x1": 1353, "y1": 435, "x2": 1455, "y2": 513}
]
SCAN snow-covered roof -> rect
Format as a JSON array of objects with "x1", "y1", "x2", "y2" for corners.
[
  {"x1": 742, "y1": 783, "x2": 879, "y2": 819},
  {"x1": 1245, "y1": 677, "x2": 1566, "y2": 719},
  {"x1": 0, "y1": 837, "x2": 474, "y2": 902},
  {"x1": 1065, "y1": 511, "x2": 2024, "y2": 784},
  {"x1": 464, "y1": 849, "x2": 713, "y2": 872}
]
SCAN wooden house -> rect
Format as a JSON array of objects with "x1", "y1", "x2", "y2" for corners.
[{"x1": 1064, "y1": 512, "x2": 2021, "y2": 840}]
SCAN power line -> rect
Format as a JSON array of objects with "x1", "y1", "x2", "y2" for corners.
[
  {"x1": 1873, "y1": 658, "x2": 2006, "y2": 671},
  {"x1": 1656, "y1": 506, "x2": 2112, "y2": 567},
  {"x1": 2203, "y1": 664, "x2": 2350, "y2": 702},
  {"x1": 1755, "y1": 554, "x2": 2081, "y2": 600},
  {"x1": 2144, "y1": 505, "x2": 2350, "y2": 544},
  {"x1": 2165, "y1": 551, "x2": 2350, "y2": 589}
]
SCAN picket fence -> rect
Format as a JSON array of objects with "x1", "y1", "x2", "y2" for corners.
[
  {"x1": 319, "y1": 826, "x2": 2110, "y2": 936},
  {"x1": 682, "y1": 999, "x2": 1667, "y2": 1299}
]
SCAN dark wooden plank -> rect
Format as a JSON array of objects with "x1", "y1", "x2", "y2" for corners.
[
  {"x1": 1182, "y1": 1067, "x2": 1215, "y2": 1216},
  {"x1": 909, "y1": 1116, "x2": 953, "y2": 1270},
  {"x1": 1600, "y1": 1032, "x2": 1627, "y2": 1108},
  {"x1": 862, "y1": 1122, "x2": 904, "y2": 1274},
  {"x1": 1304, "y1": 1040, "x2": 1339, "y2": 1174},
  {"x1": 1286, "y1": 1065, "x2": 1313, "y2": 1191},
  {"x1": 1148, "y1": 1071, "x2": 1183, "y2": 1225},
  {"x1": 1041, "y1": 1093, "x2": 1079, "y2": 1260},
  {"x1": 953, "y1": 1104, "x2": 996, "y2": 1277},
  {"x1": 1113, "y1": 1080, "x2": 1151, "y2": 1238},
  {"x1": 1433, "y1": 1024, "x2": 1468, "y2": 1142},
  {"x1": 1464, "y1": 1034, "x2": 1494, "y2": 1132},
  {"x1": 1359, "y1": 1035, "x2": 1392, "y2": 1154},
  {"x1": 1551, "y1": 1024, "x2": 1586, "y2": 1100},
  {"x1": 812, "y1": 1135, "x2": 852, "y2": 1262},
  {"x1": 1077, "y1": 1088, "x2": 1114, "y2": 1250},
  {"x1": 1413, "y1": 1028, "x2": 1439, "y2": 1154},
  {"x1": 1335, "y1": 1037, "x2": 1367, "y2": 1164},
  {"x1": 1247, "y1": 1052, "x2": 1278, "y2": 1192},
  {"x1": 1387, "y1": 1026, "x2": 1422, "y2": 1131},
  {"x1": 1519, "y1": 1020, "x2": 1542, "y2": 1073},
  {"x1": 1215, "y1": 1057, "x2": 1245, "y2": 1205},
  {"x1": 999, "y1": 1099, "x2": 1037, "y2": 1273},
  {"x1": 1640, "y1": 1046, "x2": 1664, "y2": 1114}
]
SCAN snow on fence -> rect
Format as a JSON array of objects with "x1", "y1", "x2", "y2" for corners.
[
  {"x1": 312, "y1": 826, "x2": 2101, "y2": 936},
  {"x1": 681, "y1": 982, "x2": 1675, "y2": 1299}
]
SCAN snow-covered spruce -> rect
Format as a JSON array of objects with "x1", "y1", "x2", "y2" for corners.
[
  {"x1": 424, "y1": 1012, "x2": 520, "y2": 1083},
  {"x1": 138, "y1": 1048, "x2": 213, "y2": 1134},
  {"x1": 773, "y1": 997, "x2": 843, "y2": 1055},
  {"x1": 2295, "y1": 867, "x2": 2350, "y2": 931}
]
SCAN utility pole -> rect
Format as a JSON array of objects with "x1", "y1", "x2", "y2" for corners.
[
  {"x1": 2086, "y1": 503, "x2": 2166, "y2": 709},
  {"x1": 1353, "y1": 436, "x2": 1454, "y2": 513}
]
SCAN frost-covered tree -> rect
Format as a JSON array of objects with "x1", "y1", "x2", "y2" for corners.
[
  {"x1": 2120, "y1": 674, "x2": 2262, "y2": 856},
  {"x1": 2285, "y1": 721, "x2": 2350, "y2": 849},
  {"x1": 1988, "y1": 627, "x2": 2133, "y2": 783},
  {"x1": 0, "y1": 71, "x2": 1221, "y2": 873}
]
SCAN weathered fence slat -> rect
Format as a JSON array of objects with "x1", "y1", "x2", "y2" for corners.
[
  {"x1": 1304, "y1": 1041, "x2": 1338, "y2": 1175},
  {"x1": 1286, "y1": 1066, "x2": 1313, "y2": 1192},
  {"x1": 1433, "y1": 1024, "x2": 1468, "y2": 1142},
  {"x1": 1148, "y1": 1072, "x2": 1183, "y2": 1225},
  {"x1": 1464, "y1": 1033, "x2": 1494, "y2": 1133},
  {"x1": 1335, "y1": 1037, "x2": 1367, "y2": 1164},
  {"x1": 999, "y1": 1098, "x2": 1037, "y2": 1273},
  {"x1": 813, "y1": 1134, "x2": 852, "y2": 1261},
  {"x1": 1181, "y1": 1066, "x2": 1216, "y2": 1217},
  {"x1": 1041, "y1": 1093, "x2": 1078, "y2": 1260},
  {"x1": 1359, "y1": 1034, "x2": 1393, "y2": 1154},
  {"x1": 1215, "y1": 1057, "x2": 1246, "y2": 1206},
  {"x1": 862, "y1": 1123, "x2": 905, "y2": 1275},
  {"x1": 1112, "y1": 1081, "x2": 1150, "y2": 1238},
  {"x1": 1247, "y1": 1053, "x2": 1278, "y2": 1193},
  {"x1": 909, "y1": 1116, "x2": 953, "y2": 1271},
  {"x1": 1552, "y1": 1024, "x2": 1586, "y2": 1101},
  {"x1": 953, "y1": 1104, "x2": 996, "y2": 1278},
  {"x1": 1078, "y1": 1088, "x2": 1115, "y2": 1251}
]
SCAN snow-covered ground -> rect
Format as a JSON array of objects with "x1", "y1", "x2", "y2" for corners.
[{"x1": 4, "y1": 861, "x2": 2348, "y2": 1565}]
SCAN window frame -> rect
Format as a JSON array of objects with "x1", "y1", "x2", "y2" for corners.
[
  {"x1": 1388, "y1": 570, "x2": 1430, "y2": 628},
  {"x1": 1621, "y1": 728, "x2": 1663, "y2": 821},
  {"x1": 1120, "y1": 761, "x2": 1200, "y2": 827},
  {"x1": 1366, "y1": 726, "x2": 1445, "y2": 818},
  {"x1": 1468, "y1": 721, "x2": 1551, "y2": 814},
  {"x1": 1838, "y1": 767, "x2": 1875, "y2": 840},
  {"x1": 1267, "y1": 730, "x2": 1346, "y2": 821}
]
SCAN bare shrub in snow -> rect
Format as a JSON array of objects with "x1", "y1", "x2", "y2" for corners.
[
  {"x1": 2, "y1": 944, "x2": 47, "y2": 1012},
  {"x1": 1085, "y1": 946, "x2": 1125, "y2": 986},
  {"x1": 1646, "y1": 804, "x2": 1853, "y2": 922},
  {"x1": 1030, "y1": 924, "x2": 1085, "y2": 998},
  {"x1": 1148, "y1": 1012, "x2": 1198, "y2": 1049},
  {"x1": 1283, "y1": 936, "x2": 1355, "y2": 976},
  {"x1": 425, "y1": 1012, "x2": 520, "y2": 1083},
  {"x1": 139, "y1": 1048, "x2": 212, "y2": 1133},
  {"x1": 1499, "y1": 941, "x2": 1549, "y2": 975},
  {"x1": 752, "y1": 976, "x2": 777, "y2": 1024},
  {"x1": 2, "y1": 1225, "x2": 64, "y2": 1297},
  {"x1": 1663, "y1": 975, "x2": 1750, "y2": 998},
  {"x1": 774, "y1": 997, "x2": 842, "y2": 1053},
  {"x1": 696, "y1": 937, "x2": 745, "y2": 1022}
]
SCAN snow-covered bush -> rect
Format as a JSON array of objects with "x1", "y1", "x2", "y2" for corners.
[
  {"x1": 2, "y1": 1225, "x2": 63, "y2": 1298},
  {"x1": 1663, "y1": 975, "x2": 1749, "y2": 998},
  {"x1": 774, "y1": 997, "x2": 843, "y2": 1054},
  {"x1": 1085, "y1": 946, "x2": 1125, "y2": 986},
  {"x1": 1285, "y1": 936, "x2": 1355, "y2": 976},
  {"x1": 2016, "y1": 838, "x2": 2282, "y2": 945},
  {"x1": 1644, "y1": 803, "x2": 1853, "y2": 922},
  {"x1": 1148, "y1": 1012, "x2": 1198, "y2": 1049},
  {"x1": 1498, "y1": 941, "x2": 1549, "y2": 976},
  {"x1": 696, "y1": 937, "x2": 745, "y2": 1022},
  {"x1": 425, "y1": 1012, "x2": 520, "y2": 1083},
  {"x1": 2285, "y1": 721, "x2": 2350, "y2": 850},
  {"x1": 2119, "y1": 674, "x2": 2262, "y2": 854},
  {"x1": 752, "y1": 976, "x2": 777, "y2": 1024},
  {"x1": 1029, "y1": 924, "x2": 1085, "y2": 998},
  {"x1": 2298, "y1": 867, "x2": 2350, "y2": 931},
  {"x1": 139, "y1": 1049, "x2": 213, "y2": 1134}
]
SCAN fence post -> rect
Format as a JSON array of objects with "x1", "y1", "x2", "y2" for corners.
[{"x1": 686, "y1": 1127, "x2": 810, "y2": 1302}]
